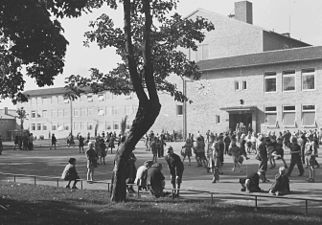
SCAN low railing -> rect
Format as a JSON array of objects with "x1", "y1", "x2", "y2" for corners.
[{"x1": 1, "y1": 172, "x2": 321, "y2": 216}]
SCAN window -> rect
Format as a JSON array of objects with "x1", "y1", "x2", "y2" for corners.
[
  {"x1": 87, "y1": 122, "x2": 93, "y2": 130},
  {"x1": 302, "y1": 69, "x2": 315, "y2": 90},
  {"x1": 63, "y1": 97, "x2": 69, "y2": 104},
  {"x1": 74, "y1": 109, "x2": 80, "y2": 117},
  {"x1": 51, "y1": 96, "x2": 57, "y2": 104},
  {"x1": 216, "y1": 115, "x2": 220, "y2": 124},
  {"x1": 106, "y1": 107, "x2": 112, "y2": 116},
  {"x1": 52, "y1": 124, "x2": 56, "y2": 130},
  {"x1": 105, "y1": 122, "x2": 112, "y2": 130},
  {"x1": 98, "y1": 94, "x2": 105, "y2": 102},
  {"x1": 112, "y1": 106, "x2": 118, "y2": 115},
  {"x1": 51, "y1": 110, "x2": 57, "y2": 118},
  {"x1": 31, "y1": 111, "x2": 36, "y2": 118},
  {"x1": 42, "y1": 110, "x2": 48, "y2": 118},
  {"x1": 43, "y1": 124, "x2": 47, "y2": 131},
  {"x1": 283, "y1": 71, "x2": 295, "y2": 91},
  {"x1": 176, "y1": 105, "x2": 183, "y2": 116},
  {"x1": 242, "y1": 81, "x2": 247, "y2": 90},
  {"x1": 63, "y1": 109, "x2": 69, "y2": 117},
  {"x1": 37, "y1": 112, "x2": 41, "y2": 118},
  {"x1": 87, "y1": 94, "x2": 93, "y2": 102},
  {"x1": 42, "y1": 97, "x2": 49, "y2": 104},
  {"x1": 58, "y1": 109, "x2": 63, "y2": 117},
  {"x1": 234, "y1": 81, "x2": 240, "y2": 90},
  {"x1": 265, "y1": 106, "x2": 277, "y2": 125},
  {"x1": 37, "y1": 123, "x2": 41, "y2": 130},
  {"x1": 113, "y1": 122, "x2": 119, "y2": 130},
  {"x1": 98, "y1": 108, "x2": 105, "y2": 116},
  {"x1": 31, "y1": 123, "x2": 36, "y2": 131},
  {"x1": 87, "y1": 108, "x2": 94, "y2": 116},
  {"x1": 64, "y1": 124, "x2": 69, "y2": 130},
  {"x1": 264, "y1": 72, "x2": 276, "y2": 92},
  {"x1": 283, "y1": 105, "x2": 296, "y2": 126},
  {"x1": 81, "y1": 108, "x2": 87, "y2": 116},
  {"x1": 302, "y1": 105, "x2": 315, "y2": 126}
]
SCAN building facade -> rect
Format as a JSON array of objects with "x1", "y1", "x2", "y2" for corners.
[
  {"x1": 187, "y1": 46, "x2": 322, "y2": 135},
  {"x1": 20, "y1": 88, "x2": 183, "y2": 139},
  {"x1": 18, "y1": 1, "x2": 322, "y2": 138}
]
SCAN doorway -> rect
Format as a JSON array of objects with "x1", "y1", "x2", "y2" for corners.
[{"x1": 229, "y1": 113, "x2": 252, "y2": 133}]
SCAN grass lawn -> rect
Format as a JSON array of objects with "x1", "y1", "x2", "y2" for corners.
[{"x1": 0, "y1": 183, "x2": 321, "y2": 225}]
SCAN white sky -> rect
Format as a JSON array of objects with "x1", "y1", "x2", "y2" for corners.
[{"x1": 1, "y1": 0, "x2": 322, "y2": 108}]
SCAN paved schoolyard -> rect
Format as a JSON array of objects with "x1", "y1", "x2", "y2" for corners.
[{"x1": 1, "y1": 140, "x2": 322, "y2": 214}]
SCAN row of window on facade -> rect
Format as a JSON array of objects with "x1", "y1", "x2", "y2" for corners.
[
  {"x1": 265, "y1": 104, "x2": 316, "y2": 127},
  {"x1": 30, "y1": 121, "x2": 131, "y2": 132},
  {"x1": 234, "y1": 69, "x2": 315, "y2": 92},
  {"x1": 30, "y1": 105, "x2": 138, "y2": 119},
  {"x1": 29, "y1": 92, "x2": 134, "y2": 105}
]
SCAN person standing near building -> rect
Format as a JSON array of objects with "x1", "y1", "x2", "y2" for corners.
[
  {"x1": 50, "y1": 134, "x2": 57, "y2": 150},
  {"x1": 181, "y1": 137, "x2": 193, "y2": 165},
  {"x1": 78, "y1": 135, "x2": 85, "y2": 153},
  {"x1": 256, "y1": 136, "x2": 269, "y2": 182},
  {"x1": 165, "y1": 146, "x2": 184, "y2": 197},
  {"x1": 223, "y1": 132, "x2": 231, "y2": 156},
  {"x1": 85, "y1": 141, "x2": 98, "y2": 182},
  {"x1": 305, "y1": 134, "x2": 318, "y2": 182},
  {"x1": 286, "y1": 137, "x2": 304, "y2": 177}
]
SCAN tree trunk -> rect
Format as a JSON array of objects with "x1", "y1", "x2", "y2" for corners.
[{"x1": 110, "y1": 100, "x2": 161, "y2": 202}]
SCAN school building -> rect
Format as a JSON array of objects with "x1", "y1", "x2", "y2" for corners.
[{"x1": 18, "y1": 1, "x2": 322, "y2": 138}]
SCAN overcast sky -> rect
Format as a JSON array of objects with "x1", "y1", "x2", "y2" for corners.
[{"x1": 2, "y1": 0, "x2": 322, "y2": 108}]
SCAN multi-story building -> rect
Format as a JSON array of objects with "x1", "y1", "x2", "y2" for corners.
[
  {"x1": 188, "y1": 46, "x2": 322, "y2": 134},
  {"x1": 19, "y1": 1, "x2": 322, "y2": 138}
]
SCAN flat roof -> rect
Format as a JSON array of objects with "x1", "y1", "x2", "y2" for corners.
[
  {"x1": 198, "y1": 46, "x2": 322, "y2": 72},
  {"x1": 23, "y1": 87, "x2": 68, "y2": 97}
]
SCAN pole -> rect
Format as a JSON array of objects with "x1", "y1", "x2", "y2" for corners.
[
  {"x1": 182, "y1": 78, "x2": 187, "y2": 141},
  {"x1": 70, "y1": 98, "x2": 73, "y2": 135}
]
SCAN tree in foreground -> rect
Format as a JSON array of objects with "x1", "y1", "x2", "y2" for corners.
[{"x1": 66, "y1": 0, "x2": 214, "y2": 202}]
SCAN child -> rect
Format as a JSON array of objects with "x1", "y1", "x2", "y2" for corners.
[
  {"x1": 269, "y1": 166, "x2": 290, "y2": 196},
  {"x1": 61, "y1": 158, "x2": 80, "y2": 189}
]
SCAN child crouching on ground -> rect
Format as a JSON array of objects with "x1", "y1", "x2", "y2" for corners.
[{"x1": 61, "y1": 158, "x2": 80, "y2": 189}]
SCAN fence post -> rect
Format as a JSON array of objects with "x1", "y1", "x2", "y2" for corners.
[
  {"x1": 107, "y1": 183, "x2": 110, "y2": 192},
  {"x1": 81, "y1": 180, "x2": 83, "y2": 190},
  {"x1": 255, "y1": 195, "x2": 258, "y2": 209},
  {"x1": 56, "y1": 178, "x2": 59, "y2": 188},
  {"x1": 211, "y1": 193, "x2": 214, "y2": 204},
  {"x1": 305, "y1": 200, "x2": 308, "y2": 216},
  {"x1": 34, "y1": 176, "x2": 37, "y2": 185},
  {"x1": 13, "y1": 175, "x2": 16, "y2": 183}
]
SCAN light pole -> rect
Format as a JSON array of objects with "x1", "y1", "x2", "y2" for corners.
[
  {"x1": 70, "y1": 98, "x2": 73, "y2": 136},
  {"x1": 181, "y1": 77, "x2": 187, "y2": 141}
]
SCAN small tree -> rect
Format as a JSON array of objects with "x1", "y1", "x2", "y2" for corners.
[
  {"x1": 66, "y1": 0, "x2": 214, "y2": 202},
  {"x1": 16, "y1": 107, "x2": 28, "y2": 130}
]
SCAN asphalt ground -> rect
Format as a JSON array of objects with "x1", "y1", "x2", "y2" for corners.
[{"x1": 1, "y1": 140, "x2": 322, "y2": 215}]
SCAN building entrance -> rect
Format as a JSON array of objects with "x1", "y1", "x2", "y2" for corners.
[{"x1": 229, "y1": 113, "x2": 252, "y2": 133}]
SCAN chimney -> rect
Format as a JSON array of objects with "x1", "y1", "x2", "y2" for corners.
[{"x1": 234, "y1": 1, "x2": 253, "y2": 24}]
